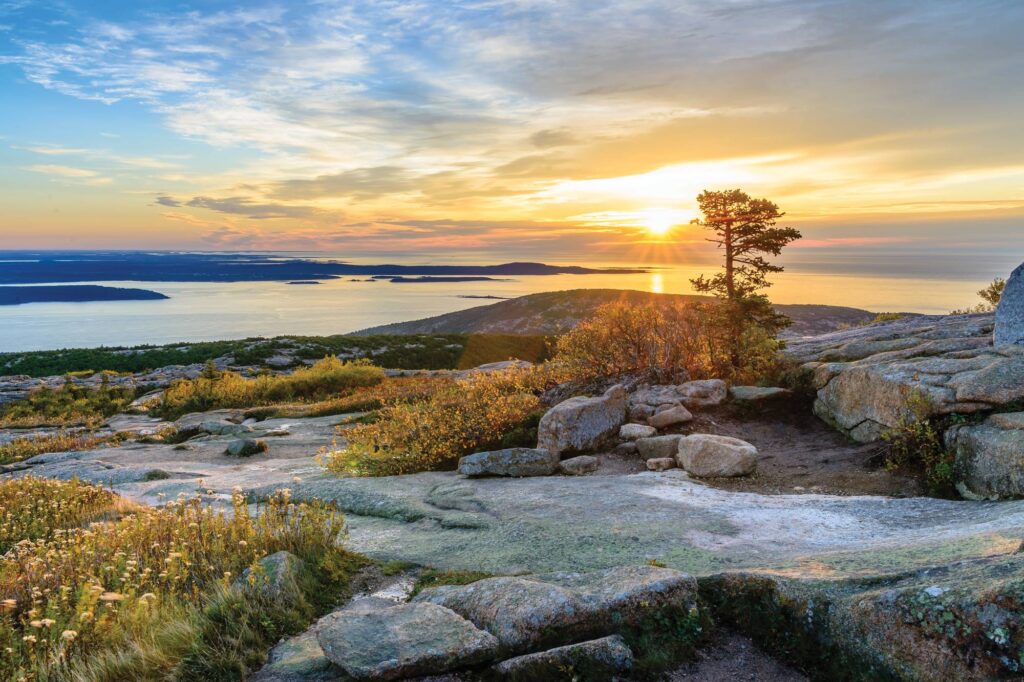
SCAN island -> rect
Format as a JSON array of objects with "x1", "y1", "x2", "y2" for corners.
[{"x1": 0, "y1": 285, "x2": 169, "y2": 306}]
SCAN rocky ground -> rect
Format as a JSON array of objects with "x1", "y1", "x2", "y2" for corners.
[{"x1": 4, "y1": 311, "x2": 1024, "y2": 680}]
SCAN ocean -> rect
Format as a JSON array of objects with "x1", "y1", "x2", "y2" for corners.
[{"x1": 0, "y1": 264, "x2": 996, "y2": 352}]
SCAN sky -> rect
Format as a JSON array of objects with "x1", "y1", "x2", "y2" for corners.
[{"x1": 1, "y1": 0, "x2": 1023, "y2": 278}]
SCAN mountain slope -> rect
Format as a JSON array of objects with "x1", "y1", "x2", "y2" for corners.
[{"x1": 351, "y1": 289, "x2": 878, "y2": 338}]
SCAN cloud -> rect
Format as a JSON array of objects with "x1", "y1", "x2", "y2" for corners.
[
  {"x1": 185, "y1": 195, "x2": 326, "y2": 220},
  {"x1": 154, "y1": 195, "x2": 180, "y2": 207},
  {"x1": 27, "y1": 164, "x2": 99, "y2": 178},
  {"x1": 269, "y1": 166, "x2": 420, "y2": 200}
]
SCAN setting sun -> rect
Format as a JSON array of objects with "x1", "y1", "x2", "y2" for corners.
[{"x1": 638, "y1": 208, "x2": 689, "y2": 237}]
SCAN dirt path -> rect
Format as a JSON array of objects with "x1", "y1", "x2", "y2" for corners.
[
  {"x1": 665, "y1": 632, "x2": 808, "y2": 681},
  {"x1": 593, "y1": 404, "x2": 923, "y2": 497}
]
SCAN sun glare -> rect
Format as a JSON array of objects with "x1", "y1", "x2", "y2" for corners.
[{"x1": 638, "y1": 208, "x2": 689, "y2": 237}]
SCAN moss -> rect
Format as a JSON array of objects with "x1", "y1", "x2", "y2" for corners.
[
  {"x1": 409, "y1": 568, "x2": 493, "y2": 598},
  {"x1": 618, "y1": 603, "x2": 713, "y2": 676}
]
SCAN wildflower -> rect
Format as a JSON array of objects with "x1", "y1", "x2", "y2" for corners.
[
  {"x1": 99, "y1": 592, "x2": 125, "y2": 602},
  {"x1": 61, "y1": 630, "x2": 78, "y2": 641}
]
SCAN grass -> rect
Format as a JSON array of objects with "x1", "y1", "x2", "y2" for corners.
[
  {"x1": 0, "y1": 432, "x2": 127, "y2": 467},
  {"x1": 0, "y1": 382, "x2": 139, "y2": 429},
  {"x1": 408, "y1": 568, "x2": 493, "y2": 598},
  {"x1": 0, "y1": 479, "x2": 362, "y2": 681},
  {"x1": 156, "y1": 357, "x2": 385, "y2": 420}
]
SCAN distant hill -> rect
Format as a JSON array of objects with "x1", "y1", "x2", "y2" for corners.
[
  {"x1": 0, "y1": 285, "x2": 168, "y2": 306},
  {"x1": 351, "y1": 289, "x2": 879, "y2": 338}
]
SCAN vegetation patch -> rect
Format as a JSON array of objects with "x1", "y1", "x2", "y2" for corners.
[
  {"x1": 408, "y1": 568, "x2": 493, "y2": 598},
  {"x1": 157, "y1": 357, "x2": 385, "y2": 419},
  {"x1": 0, "y1": 479, "x2": 362, "y2": 681},
  {"x1": 881, "y1": 390, "x2": 956, "y2": 497},
  {"x1": 0, "y1": 380, "x2": 139, "y2": 428},
  {"x1": 324, "y1": 366, "x2": 559, "y2": 476},
  {"x1": 0, "y1": 431, "x2": 125, "y2": 466}
]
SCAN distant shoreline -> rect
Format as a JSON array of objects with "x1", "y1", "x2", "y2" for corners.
[
  {"x1": 0, "y1": 251, "x2": 648, "y2": 284},
  {"x1": 0, "y1": 285, "x2": 168, "y2": 306}
]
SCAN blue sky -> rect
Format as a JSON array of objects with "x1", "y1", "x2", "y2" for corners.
[{"x1": 1, "y1": 0, "x2": 1023, "y2": 279}]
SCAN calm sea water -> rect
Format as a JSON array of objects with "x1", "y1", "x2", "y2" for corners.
[{"x1": 0, "y1": 264, "x2": 994, "y2": 352}]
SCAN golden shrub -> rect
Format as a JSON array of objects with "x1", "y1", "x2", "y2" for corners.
[{"x1": 323, "y1": 366, "x2": 556, "y2": 476}]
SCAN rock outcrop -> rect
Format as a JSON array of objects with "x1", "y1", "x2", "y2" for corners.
[
  {"x1": 994, "y1": 262, "x2": 1024, "y2": 346},
  {"x1": 537, "y1": 385, "x2": 627, "y2": 456},
  {"x1": 946, "y1": 413, "x2": 1024, "y2": 499}
]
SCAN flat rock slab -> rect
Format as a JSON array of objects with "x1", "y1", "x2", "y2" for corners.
[
  {"x1": 276, "y1": 471, "x2": 1024, "y2": 579},
  {"x1": 316, "y1": 601, "x2": 498, "y2": 680}
]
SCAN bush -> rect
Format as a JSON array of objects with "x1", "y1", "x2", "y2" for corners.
[
  {"x1": 553, "y1": 300, "x2": 782, "y2": 384},
  {"x1": 324, "y1": 367, "x2": 555, "y2": 476},
  {"x1": 0, "y1": 380, "x2": 138, "y2": 428},
  {"x1": 881, "y1": 390, "x2": 955, "y2": 496},
  {"x1": 158, "y1": 357, "x2": 385, "y2": 419},
  {"x1": 0, "y1": 431, "x2": 125, "y2": 466},
  {"x1": 251, "y1": 375, "x2": 448, "y2": 420},
  {"x1": 0, "y1": 480, "x2": 356, "y2": 680}
]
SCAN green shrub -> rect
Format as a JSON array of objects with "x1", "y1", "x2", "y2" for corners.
[{"x1": 881, "y1": 390, "x2": 955, "y2": 496}]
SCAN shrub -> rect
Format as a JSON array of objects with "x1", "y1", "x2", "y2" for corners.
[
  {"x1": 0, "y1": 480, "x2": 355, "y2": 681},
  {"x1": 553, "y1": 300, "x2": 782, "y2": 384},
  {"x1": 0, "y1": 431, "x2": 125, "y2": 466},
  {"x1": 250, "y1": 375, "x2": 448, "y2": 420},
  {"x1": 881, "y1": 390, "x2": 955, "y2": 496},
  {"x1": 157, "y1": 357, "x2": 385, "y2": 419},
  {"x1": 324, "y1": 367, "x2": 554, "y2": 476},
  {"x1": 0, "y1": 380, "x2": 137, "y2": 428}
]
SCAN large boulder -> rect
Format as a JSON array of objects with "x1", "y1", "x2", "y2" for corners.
[
  {"x1": 537, "y1": 385, "x2": 627, "y2": 456},
  {"x1": 946, "y1": 413, "x2": 1024, "y2": 499},
  {"x1": 635, "y1": 434, "x2": 682, "y2": 460},
  {"x1": 316, "y1": 600, "x2": 498, "y2": 680},
  {"x1": 414, "y1": 565, "x2": 698, "y2": 655},
  {"x1": 458, "y1": 448, "x2": 559, "y2": 478},
  {"x1": 676, "y1": 434, "x2": 757, "y2": 477},
  {"x1": 995, "y1": 262, "x2": 1024, "y2": 346},
  {"x1": 491, "y1": 635, "x2": 634, "y2": 681}
]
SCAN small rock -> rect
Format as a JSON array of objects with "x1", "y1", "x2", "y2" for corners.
[
  {"x1": 559, "y1": 455, "x2": 599, "y2": 476},
  {"x1": 491, "y1": 635, "x2": 634, "y2": 681},
  {"x1": 619, "y1": 423, "x2": 657, "y2": 440},
  {"x1": 676, "y1": 434, "x2": 757, "y2": 477},
  {"x1": 923, "y1": 586, "x2": 948, "y2": 598},
  {"x1": 628, "y1": 404, "x2": 656, "y2": 423},
  {"x1": 613, "y1": 441, "x2": 638, "y2": 456},
  {"x1": 316, "y1": 601, "x2": 498, "y2": 680},
  {"x1": 235, "y1": 551, "x2": 304, "y2": 598},
  {"x1": 648, "y1": 405, "x2": 693, "y2": 429},
  {"x1": 458, "y1": 448, "x2": 559, "y2": 478},
  {"x1": 729, "y1": 386, "x2": 792, "y2": 402},
  {"x1": 635, "y1": 434, "x2": 683, "y2": 460},
  {"x1": 645, "y1": 457, "x2": 676, "y2": 471},
  {"x1": 226, "y1": 438, "x2": 267, "y2": 457}
]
